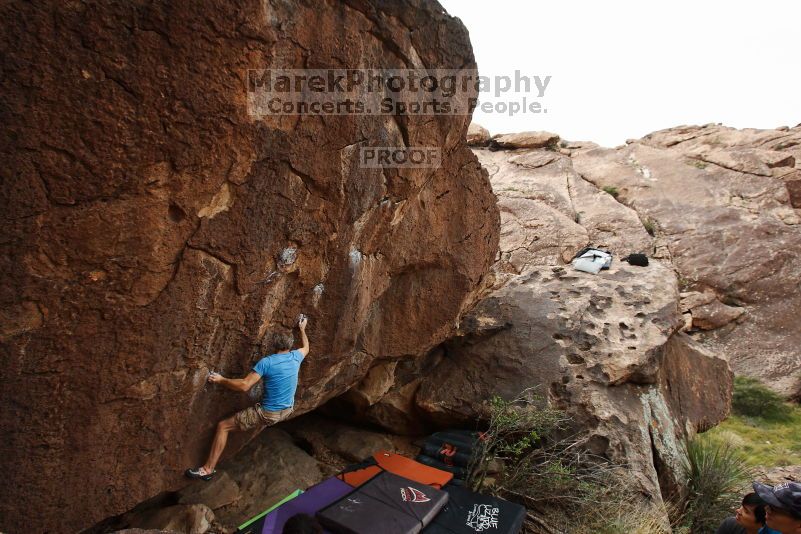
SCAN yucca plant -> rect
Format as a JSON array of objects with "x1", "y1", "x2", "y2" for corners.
[{"x1": 678, "y1": 435, "x2": 753, "y2": 532}]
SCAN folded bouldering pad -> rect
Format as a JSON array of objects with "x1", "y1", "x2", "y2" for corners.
[
  {"x1": 374, "y1": 451, "x2": 453, "y2": 489},
  {"x1": 415, "y1": 454, "x2": 470, "y2": 480},
  {"x1": 338, "y1": 451, "x2": 453, "y2": 489},
  {"x1": 422, "y1": 484, "x2": 525, "y2": 534},
  {"x1": 259, "y1": 477, "x2": 352, "y2": 533},
  {"x1": 235, "y1": 489, "x2": 302, "y2": 534},
  {"x1": 319, "y1": 491, "x2": 418, "y2": 534},
  {"x1": 337, "y1": 457, "x2": 383, "y2": 488},
  {"x1": 421, "y1": 441, "x2": 473, "y2": 468},
  {"x1": 318, "y1": 471, "x2": 449, "y2": 534},
  {"x1": 429, "y1": 431, "x2": 483, "y2": 449}
]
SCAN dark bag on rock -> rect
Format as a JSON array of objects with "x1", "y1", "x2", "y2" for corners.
[{"x1": 622, "y1": 253, "x2": 649, "y2": 266}]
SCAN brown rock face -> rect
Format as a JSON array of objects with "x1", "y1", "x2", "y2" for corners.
[
  {"x1": 0, "y1": 1, "x2": 499, "y2": 532},
  {"x1": 571, "y1": 124, "x2": 801, "y2": 398}
]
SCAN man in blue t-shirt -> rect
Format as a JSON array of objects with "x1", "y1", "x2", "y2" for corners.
[{"x1": 186, "y1": 316, "x2": 309, "y2": 481}]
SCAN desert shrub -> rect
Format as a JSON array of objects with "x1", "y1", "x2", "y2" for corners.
[
  {"x1": 602, "y1": 185, "x2": 620, "y2": 198},
  {"x1": 469, "y1": 390, "x2": 671, "y2": 533},
  {"x1": 468, "y1": 391, "x2": 568, "y2": 493},
  {"x1": 675, "y1": 434, "x2": 753, "y2": 532},
  {"x1": 642, "y1": 217, "x2": 657, "y2": 236},
  {"x1": 576, "y1": 499, "x2": 674, "y2": 534},
  {"x1": 731, "y1": 376, "x2": 791, "y2": 421},
  {"x1": 684, "y1": 158, "x2": 708, "y2": 169}
]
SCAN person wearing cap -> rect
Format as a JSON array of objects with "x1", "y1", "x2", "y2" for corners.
[
  {"x1": 716, "y1": 492, "x2": 781, "y2": 534},
  {"x1": 753, "y1": 481, "x2": 801, "y2": 534},
  {"x1": 185, "y1": 316, "x2": 310, "y2": 481}
]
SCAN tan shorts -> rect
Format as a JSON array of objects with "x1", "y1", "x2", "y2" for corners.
[{"x1": 233, "y1": 403, "x2": 294, "y2": 432}]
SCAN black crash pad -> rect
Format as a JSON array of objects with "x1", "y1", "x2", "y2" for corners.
[{"x1": 423, "y1": 484, "x2": 525, "y2": 534}]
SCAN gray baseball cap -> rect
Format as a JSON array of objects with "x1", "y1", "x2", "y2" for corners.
[{"x1": 753, "y1": 481, "x2": 801, "y2": 518}]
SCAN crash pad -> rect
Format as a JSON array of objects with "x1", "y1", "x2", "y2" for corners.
[
  {"x1": 318, "y1": 471, "x2": 449, "y2": 534},
  {"x1": 338, "y1": 452, "x2": 453, "y2": 489},
  {"x1": 421, "y1": 441, "x2": 473, "y2": 468},
  {"x1": 338, "y1": 463, "x2": 383, "y2": 488},
  {"x1": 415, "y1": 455, "x2": 470, "y2": 480},
  {"x1": 374, "y1": 451, "x2": 453, "y2": 489},
  {"x1": 259, "y1": 477, "x2": 352, "y2": 534},
  {"x1": 423, "y1": 484, "x2": 525, "y2": 534},
  {"x1": 319, "y1": 491, "x2": 418, "y2": 534},
  {"x1": 429, "y1": 431, "x2": 483, "y2": 449}
]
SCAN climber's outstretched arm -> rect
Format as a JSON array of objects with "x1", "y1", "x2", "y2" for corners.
[
  {"x1": 298, "y1": 316, "x2": 310, "y2": 357},
  {"x1": 208, "y1": 371, "x2": 261, "y2": 392}
]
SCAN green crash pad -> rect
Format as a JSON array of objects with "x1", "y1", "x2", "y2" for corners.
[{"x1": 236, "y1": 489, "x2": 303, "y2": 533}]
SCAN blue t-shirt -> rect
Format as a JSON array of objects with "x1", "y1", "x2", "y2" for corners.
[{"x1": 252, "y1": 350, "x2": 305, "y2": 411}]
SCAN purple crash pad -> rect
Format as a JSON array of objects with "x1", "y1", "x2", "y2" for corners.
[{"x1": 261, "y1": 477, "x2": 353, "y2": 534}]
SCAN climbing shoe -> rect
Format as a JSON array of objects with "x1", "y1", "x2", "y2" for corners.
[{"x1": 185, "y1": 467, "x2": 216, "y2": 481}]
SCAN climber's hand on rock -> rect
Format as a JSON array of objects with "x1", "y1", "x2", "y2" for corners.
[
  {"x1": 298, "y1": 315, "x2": 308, "y2": 330},
  {"x1": 208, "y1": 372, "x2": 223, "y2": 383}
]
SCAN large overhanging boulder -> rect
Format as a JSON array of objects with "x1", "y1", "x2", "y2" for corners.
[{"x1": 0, "y1": 1, "x2": 499, "y2": 531}]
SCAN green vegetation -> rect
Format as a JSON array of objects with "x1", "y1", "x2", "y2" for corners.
[
  {"x1": 643, "y1": 217, "x2": 657, "y2": 236},
  {"x1": 685, "y1": 159, "x2": 708, "y2": 169},
  {"x1": 602, "y1": 185, "x2": 620, "y2": 198},
  {"x1": 468, "y1": 391, "x2": 569, "y2": 494},
  {"x1": 470, "y1": 382, "x2": 799, "y2": 533},
  {"x1": 499, "y1": 186, "x2": 525, "y2": 194},
  {"x1": 471, "y1": 390, "x2": 672, "y2": 533},
  {"x1": 731, "y1": 376, "x2": 792, "y2": 421},
  {"x1": 674, "y1": 435, "x2": 753, "y2": 533},
  {"x1": 706, "y1": 377, "x2": 801, "y2": 467},
  {"x1": 676, "y1": 273, "x2": 694, "y2": 291}
]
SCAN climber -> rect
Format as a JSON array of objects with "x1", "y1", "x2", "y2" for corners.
[
  {"x1": 753, "y1": 481, "x2": 801, "y2": 534},
  {"x1": 185, "y1": 315, "x2": 310, "y2": 481}
]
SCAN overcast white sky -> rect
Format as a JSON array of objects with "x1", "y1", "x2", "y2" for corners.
[{"x1": 438, "y1": 0, "x2": 801, "y2": 147}]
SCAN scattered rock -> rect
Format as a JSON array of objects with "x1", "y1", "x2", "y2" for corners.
[
  {"x1": 491, "y1": 131, "x2": 560, "y2": 149},
  {"x1": 755, "y1": 465, "x2": 801, "y2": 485},
  {"x1": 129, "y1": 504, "x2": 214, "y2": 534},
  {"x1": 786, "y1": 179, "x2": 801, "y2": 208},
  {"x1": 686, "y1": 148, "x2": 773, "y2": 176},
  {"x1": 177, "y1": 471, "x2": 240, "y2": 511},
  {"x1": 212, "y1": 429, "x2": 322, "y2": 529},
  {"x1": 282, "y1": 413, "x2": 419, "y2": 468},
  {"x1": 755, "y1": 149, "x2": 796, "y2": 169},
  {"x1": 328, "y1": 428, "x2": 396, "y2": 462},
  {"x1": 690, "y1": 299, "x2": 745, "y2": 330},
  {"x1": 466, "y1": 122, "x2": 491, "y2": 146},
  {"x1": 338, "y1": 360, "x2": 398, "y2": 412}
]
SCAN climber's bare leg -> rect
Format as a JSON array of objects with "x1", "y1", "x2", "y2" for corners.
[{"x1": 201, "y1": 416, "x2": 238, "y2": 474}]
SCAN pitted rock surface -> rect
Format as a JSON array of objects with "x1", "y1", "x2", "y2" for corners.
[{"x1": 571, "y1": 124, "x2": 801, "y2": 398}]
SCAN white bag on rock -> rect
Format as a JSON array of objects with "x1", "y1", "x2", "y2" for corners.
[{"x1": 572, "y1": 247, "x2": 612, "y2": 274}]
